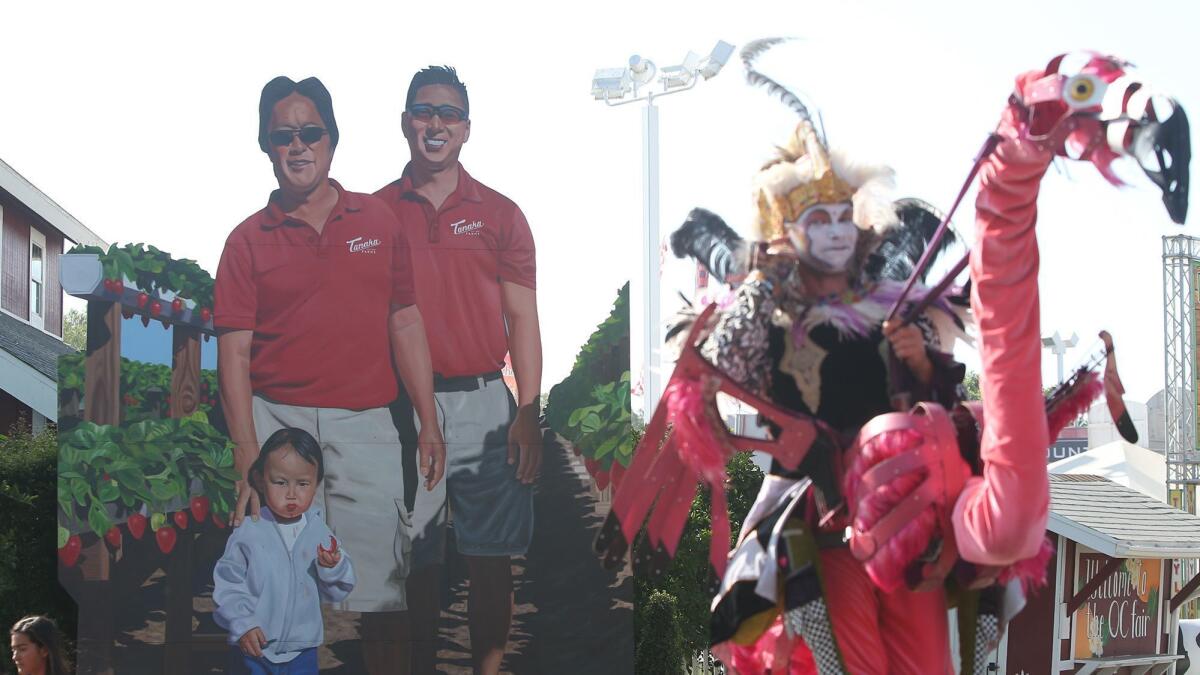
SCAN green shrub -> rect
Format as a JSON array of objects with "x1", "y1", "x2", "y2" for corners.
[
  {"x1": 634, "y1": 452, "x2": 763, "y2": 657},
  {"x1": 634, "y1": 590, "x2": 684, "y2": 675},
  {"x1": 0, "y1": 423, "x2": 76, "y2": 646}
]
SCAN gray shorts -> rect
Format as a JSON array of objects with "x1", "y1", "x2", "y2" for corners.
[
  {"x1": 251, "y1": 395, "x2": 412, "y2": 612},
  {"x1": 408, "y1": 375, "x2": 534, "y2": 569}
]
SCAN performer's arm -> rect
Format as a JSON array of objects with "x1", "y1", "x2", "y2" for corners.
[{"x1": 701, "y1": 274, "x2": 777, "y2": 395}]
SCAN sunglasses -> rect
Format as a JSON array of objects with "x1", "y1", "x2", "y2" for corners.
[
  {"x1": 268, "y1": 126, "x2": 328, "y2": 147},
  {"x1": 407, "y1": 104, "x2": 468, "y2": 124}
]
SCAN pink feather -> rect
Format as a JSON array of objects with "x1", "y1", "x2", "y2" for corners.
[
  {"x1": 1046, "y1": 371, "x2": 1103, "y2": 439},
  {"x1": 998, "y1": 536, "x2": 1056, "y2": 594},
  {"x1": 665, "y1": 377, "x2": 731, "y2": 484}
]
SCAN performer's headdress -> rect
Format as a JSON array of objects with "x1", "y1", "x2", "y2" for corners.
[{"x1": 746, "y1": 39, "x2": 899, "y2": 259}]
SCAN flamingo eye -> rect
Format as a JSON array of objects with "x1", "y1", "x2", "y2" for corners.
[{"x1": 1064, "y1": 75, "x2": 1105, "y2": 108}]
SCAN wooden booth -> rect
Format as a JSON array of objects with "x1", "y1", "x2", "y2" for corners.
[{"x1": 991, "y1": 474, "x2": 1200, "y2": 674}]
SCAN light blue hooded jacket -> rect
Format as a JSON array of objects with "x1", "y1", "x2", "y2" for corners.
[{"x1": 213, "y1": 506, "x2": 355, "y2": 662}]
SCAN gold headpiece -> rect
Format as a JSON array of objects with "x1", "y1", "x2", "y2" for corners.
[{"x1": 754, "y1": 121, "x2": 856, "y2": 240}]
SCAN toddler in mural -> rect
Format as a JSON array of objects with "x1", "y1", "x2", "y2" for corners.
[{"x1": 213, "y1": 428, "x2": 356, "y2": 674}]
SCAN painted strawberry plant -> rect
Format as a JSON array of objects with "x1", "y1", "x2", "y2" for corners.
[
  {"x1": 545, "y1": 283, "x2": 632, "y2": 489},
  {"x1": 57, "y1": 414, "x2": 239, "y2": 550},
  {"x1": 68, "y1": 242, "x2": 215, "y2": 312},
  {"x1": 58, "y1": 353, "x2": 218, "y2": 426}
]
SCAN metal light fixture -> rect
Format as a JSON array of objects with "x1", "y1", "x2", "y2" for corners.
[{"x1": 590, "y1": 39, "x2": 734, "y2": 417}]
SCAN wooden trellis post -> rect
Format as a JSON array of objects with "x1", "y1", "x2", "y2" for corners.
[
  {"x1": 76, "y1": 299, "x2": 121, "y2": 675},
  {"x1": 164, "y1": 326, "x2": 201, "y2": 672}
]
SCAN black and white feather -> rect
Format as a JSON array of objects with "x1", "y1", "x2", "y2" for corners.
[
  {"x1": 863, "y1": 198, "x2": 958, "y2": 283},
  {"x1": 741, "y1": 38, "x2": 811, "y2": 122}
]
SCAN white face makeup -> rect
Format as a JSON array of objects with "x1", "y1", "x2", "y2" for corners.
[{"x1": 787, "y1": 202, "x2": 858, "y2": 272}]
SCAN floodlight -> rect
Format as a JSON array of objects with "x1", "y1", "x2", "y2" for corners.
[
  {"x1": 700, "y1": 40, "x2": 735, "y2": 79},
  {"x1": 628, "y1": 55, "x2": 657, "y2": 87},
  {"x1": 660, "y1": 52, "x2": 701, "y2": 89},
  {"x1": 592, "y1": 68, "x2": 632, "y2": 100}
]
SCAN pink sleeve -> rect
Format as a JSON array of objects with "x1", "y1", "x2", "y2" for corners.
[{"x1": 952, "y1": 97, "x2": 1055, "y2": 566}]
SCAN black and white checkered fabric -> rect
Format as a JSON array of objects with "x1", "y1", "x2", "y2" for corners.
[
  {"x1": 972, "y1": 614, "x2": 1000, "y2": 674},
  {"x1": 783, "y1": 599, "x2": 844, "y2": 675}
]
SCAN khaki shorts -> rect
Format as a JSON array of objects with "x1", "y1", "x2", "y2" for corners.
[
  {"x1": 407, "y1": 376, "x2": 534, "y2": 569},
  {"x1": 251, "y1": 395, "x2": 412, "y2": 612}
]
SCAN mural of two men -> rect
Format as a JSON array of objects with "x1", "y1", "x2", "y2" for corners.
[{"x1": 212, "y1": 67, "x2": 542, "y2": 675}]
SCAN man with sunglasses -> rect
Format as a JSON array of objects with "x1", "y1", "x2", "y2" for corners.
[
  {"x1": 375, "y1": 65, "x2": 542, "y2": 675},
  {"x1": 215, "y1": 75, "x2": 445, "y2": 675}
]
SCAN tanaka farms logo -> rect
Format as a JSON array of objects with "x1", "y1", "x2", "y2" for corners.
[
  {"x1": 450, "y1": 219, "x2": 484, "y2": 236},
  {"x1": 346, "y1": 236, "x2": 381, "y2": 254}
]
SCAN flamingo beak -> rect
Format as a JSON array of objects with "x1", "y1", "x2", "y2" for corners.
[{"x1": 1127, "y1": 98, "x2": 1190, "y2": 224}]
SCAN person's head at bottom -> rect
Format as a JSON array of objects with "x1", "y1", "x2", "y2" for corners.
[{"x1": 10, "y1": 615, "x2": 69, "y2": 675}]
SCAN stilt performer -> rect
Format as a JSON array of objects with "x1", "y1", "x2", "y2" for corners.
[{"x1": 597, "y1": 39, "x2": 1190, "y2": 674}]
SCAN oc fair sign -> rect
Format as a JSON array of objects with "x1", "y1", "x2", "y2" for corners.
[{"x1": 1073, "y1": 554, "x2": 1162, "y2": 659}]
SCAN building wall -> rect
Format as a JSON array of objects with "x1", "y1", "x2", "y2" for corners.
[
  {"x1": 0, "y1": 190, "x2": 64, "y2": 335},
  {"x1": 0, "y1": 386, "x2": 33, "y2": 434}
]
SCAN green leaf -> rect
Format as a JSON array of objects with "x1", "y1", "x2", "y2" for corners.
[
  {"x1": 88, "y1": 500, "x2": 113, "y2": 537},
  {"x1": 98, "y1": 481, "x2": 119, "y2": 503},
  {"x1": 71, "y1": 478, "x2": 89, "y2": 506},
  {"x1": 593, "y1": 435, "x2": 620, "y2": 459}
]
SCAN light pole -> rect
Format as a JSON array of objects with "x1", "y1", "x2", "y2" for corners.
[
  {"x1": 591, "y1": 40, "x2": 735, "y2": 419},
  {"x1": 1042, "y1": 330, "x2": 1080, "y2": 383}
]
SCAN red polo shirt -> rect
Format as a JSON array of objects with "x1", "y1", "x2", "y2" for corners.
[
  {"x1": 214, "y1": 180, "x2": 415, "y2": 409},
  {"x1": 374, "y1": 164, "x2": 535, "y2": 378}
]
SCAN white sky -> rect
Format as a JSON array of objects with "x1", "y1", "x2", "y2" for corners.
[{"x1": 1, "y1": 0, "x2": 1195, "y2": 404}]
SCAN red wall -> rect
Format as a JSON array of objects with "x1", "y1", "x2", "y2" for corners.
[{"x1": 1, "y1": 190, "x2": 64, "y2": 334}]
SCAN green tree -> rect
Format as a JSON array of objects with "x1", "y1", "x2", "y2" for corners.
[
  {"x1": 62, "y1": 309, "x2": 86, "y2": 351},
  {"x1": 0, "y1": 422, "x2": 76, "y2": 650},
  {"x1": 635, "y1": 591, "x2": 684, "y2": 675},
  {"x1": 634, "y1": 452, "x2": 764, "y2": 657}
]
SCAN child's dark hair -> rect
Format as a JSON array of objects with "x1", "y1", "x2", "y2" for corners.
[
  {"x1": 11, "y1": 615, "x2": 70, "y2": 675},
  {"x1": 248, "y1": 428, "x2": 324, "y2": 493}
]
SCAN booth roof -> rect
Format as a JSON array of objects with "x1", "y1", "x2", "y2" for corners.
[{"x1": 1048, "y1": 474, "x2": 1200, "y2": 559}]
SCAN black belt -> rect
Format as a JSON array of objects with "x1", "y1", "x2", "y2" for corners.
[{"x1": 433, "y1": 371, "x2": 503, "y2": 393}]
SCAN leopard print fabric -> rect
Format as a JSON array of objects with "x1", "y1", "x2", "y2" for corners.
[{"x1": 700, "y1": 279, "x2": 777, "y2": 395}]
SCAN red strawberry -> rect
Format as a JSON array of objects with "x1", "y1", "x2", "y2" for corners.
[
  {"x1": 171, "y1": 299, "x2": 183, "y2": 313},
  {"x1": 104, "y1": 526, "x2": 122, "y2": 549},
  {"x1": 149, "y1": 300, "x2": 162, "y2": 317},
  {"x1": 584, "y1": 457, "x2": 598, "y2": 474},
  {"x1": 200, "y1": 307, "x2": 212, "y2": 322},
  {"x1": 610, "y1": 462, "x2": 626, "y2": 490},
  {"x1": 173, "y1": 511, "x2": 189, "y2": 530},
  {"x1": 102, "y1": 279, "x2": 114, "y2": 292},
  {"x1": 121, "y1": 307, "x2": 134, "y2": 319},
  {"x1": 189, "y1": 496, "x2": 210, "y2": 523},
  {"x1": 136, "y1": 292, "x2": 149, "y2": 309},
  {"x1": 112, "y1": 280, "x2": 124, "y2": 295},
  {"x1": 211, "y1": 513, "x2": 227, "y2": 529},
  {"x1": 595, "y1": 469, "x2": 610, "y2": 491},
  {"x1": 156, "y1": 525, "x2": 177, "y2": 554},
  {"x1": 140, "y1": 315, "x2": 151, "y2": 328},
  {"x1": 127, "y1": 513, "x2": 147, "y2": 540},
  {"x1": 58, "y1": 535, "x2": 82, "y2": 567},
  {"x1": 573, "y1": 445, "x2": 582, "y2": 457},
  {"x1": 123, "y1": 394, "x2": 136, "y2": 406}
]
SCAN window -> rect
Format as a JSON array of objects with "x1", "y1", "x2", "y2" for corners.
[{"x1": 29, "y1": 228, "x2": 46, "y2": 330}]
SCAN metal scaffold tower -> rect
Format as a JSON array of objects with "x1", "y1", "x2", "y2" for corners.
[{"x1": 1163, "y1": 235, "x2": 1200, "y2": 513}]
